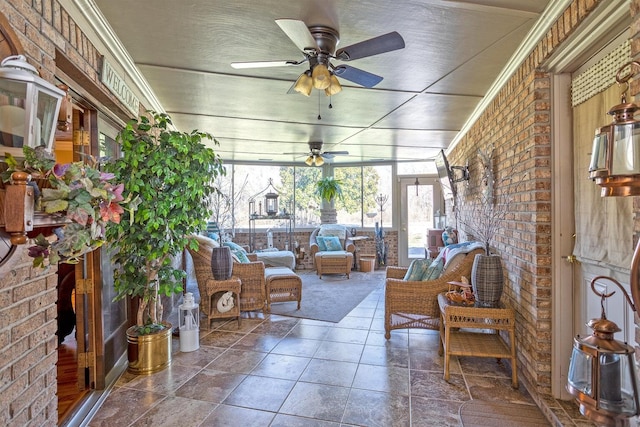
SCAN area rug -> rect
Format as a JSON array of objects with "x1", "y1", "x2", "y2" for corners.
[
  {"x1": 268, "y1": 270, "x2": 385, "y2": 322},
  {"x1": 459, "y1": 400, "x2": 550, "y2": 427}
]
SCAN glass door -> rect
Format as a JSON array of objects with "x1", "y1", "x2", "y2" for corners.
[{"x1": 398, "y1": 177, "x2": 436, "y2": 266}]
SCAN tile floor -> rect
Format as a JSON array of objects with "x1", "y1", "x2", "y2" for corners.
[{"x1": 86, "y1": 280, "x2": 590, "y2": 427}]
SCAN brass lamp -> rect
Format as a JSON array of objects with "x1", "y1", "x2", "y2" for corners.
[
  {"x1": 0, "y1": 55, "x2": 65, "y2": 157},
  {"x1": 572, "y1": 60, "x2": 640, "y2": 426},
  {"x1": 567, "y1": 276, "x2": 640, "y2": 427},
  {"x1": 589, "y1": 61, "x2": 640, "y2": 197}
]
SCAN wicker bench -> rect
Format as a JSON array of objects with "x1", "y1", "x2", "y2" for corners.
[{"x1": 264, "y1": 267, "x2": 302, "y2": 312}]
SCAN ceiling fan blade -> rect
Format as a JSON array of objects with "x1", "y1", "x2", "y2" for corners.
[
  {"x1": 333, "y1": 65, "x2": 383, "y2": 88},
  {"x1": 335, "y1": 31, "x2": 405, "y2": 61},
  {"x1": 276, "y1": 19, "x2": 318, "y2": 52},
  {"x1": 323, "y1": 151, "x2": 349, "y2": 158},
  {"x1": 231, "y1": 60, "x2": 301, "y2": 69}
]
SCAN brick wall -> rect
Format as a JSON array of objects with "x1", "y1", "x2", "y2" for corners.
[
  {"x1": 0, "y1": 0, "x2": 131, "y2": 425},
  {"x1": 448, "y1": 0, "x2": 604, "y2": 396}
]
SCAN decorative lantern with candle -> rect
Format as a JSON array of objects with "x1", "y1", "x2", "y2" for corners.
[
  {"x1": 566, "y1": 276, "x2": 640, "y2": 426},
  {"x1": 178, "y1": 292, "x2": 199, "y2": 352},
  {"x1": 0, "y1": 55, "x2": 65, "y2": 157},
  {"x1": 264, "y1": 180, "x2": 279, "y2": 216}
]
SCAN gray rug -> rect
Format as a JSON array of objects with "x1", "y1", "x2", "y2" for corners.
[
  {"x1": 459, "y1": 401, "x2": 550, "y2": 426},
  {"x1": 268, "y1": 270, "x2": 385, "y2": 322}
]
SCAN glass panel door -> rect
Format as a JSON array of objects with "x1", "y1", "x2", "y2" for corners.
[{"x1": 398, "y1": 177, "x2": 435, "y2": 266}]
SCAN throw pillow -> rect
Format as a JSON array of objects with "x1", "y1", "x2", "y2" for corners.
[
  {"x1": 192, "y1": 234, "x2": 220, "y2": 251},
  {"x1": 223, "y1": 242, "x2": 250, "y2": 263},
  {"x1": 422, "y1": 258, "x2": 444, "y2": 281},
  {"x1": 316, "y1": 236, "x2": 328, "y2": 251},
  {"x1": 403, "y1": 258, "x2": 432, "y2": 281},
  {"x1": 324, "y1": 236, "x2": 343, "y2": 251}
]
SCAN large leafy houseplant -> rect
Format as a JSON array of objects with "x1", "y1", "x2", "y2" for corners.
[{"x1": 105, "y1": 111, "x2": 224, "y2": 335}]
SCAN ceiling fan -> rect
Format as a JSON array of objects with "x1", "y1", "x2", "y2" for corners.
[
  {"x1": 231, "y1": 19, "x2": 405, "y2": 96},
  {"x1": 288, "y1": 142, "x2": 349, "y2": 166}
]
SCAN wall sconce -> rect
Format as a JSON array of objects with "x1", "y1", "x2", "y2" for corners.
[
  {"x1": 589, "y1": 61, "x2": 640, "y2": 197},
  {"x1": 1, "y1": 55, "x2": 65, "y2": 244},
  {"x1": 0, "y1": 55, "x2": 65, "y2": 157},
  {"x1": 567, "y1": 276, "x2": 640, "y2": 426}
]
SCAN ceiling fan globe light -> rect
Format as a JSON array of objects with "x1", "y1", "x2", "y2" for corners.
[
  {"x1": 325, "y1": 75, "x2": 342, "y2": 96},
  {"x1": 294, "y1": 72, "x2": 313, "y2": 96},
  {"x1": 312, "y1": 64, "x2": 331, "y2": 89},
  {"x1": 315, "y1": 155, "x2": 325, "y2": 166},
  {"x1": 305, "y1": 155, "x2": 314, "y2": 166}
]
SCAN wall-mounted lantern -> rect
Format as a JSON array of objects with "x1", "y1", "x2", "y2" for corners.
[{"x1": 0, "y1": 55, "x2": 65, "y2": 244}]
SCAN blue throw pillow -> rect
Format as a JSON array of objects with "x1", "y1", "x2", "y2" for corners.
[
  {"x1": 316, "y1": 236, "x2": 328, "y2": 251},
  {"x1": 403, "y1": 258, "x2": 432, "y2": 281},
  {"x1": 324, "y1": 236, "x2": 342, "y2": 251},
  {"x1": 223, "y1": 242, "x2": 250, "y2": 263},
  {"x1": 422, "y1": 258, "x2": 444, "y2": 281}
]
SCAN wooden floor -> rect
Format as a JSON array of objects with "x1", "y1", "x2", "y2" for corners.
[{"x1": 57, "y1": 330, "x2": 89, "y2": 425}]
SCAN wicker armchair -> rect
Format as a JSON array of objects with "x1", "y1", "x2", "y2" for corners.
[
  {"x1": 384, "y1": 248, "x2": 484, "y2": 339},
  {"x1": 309, "y1": 225, "x2": 355, "y2": 278}
]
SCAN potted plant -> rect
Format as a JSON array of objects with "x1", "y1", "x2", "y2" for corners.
[
  {"x1": 104, "y1": 111, "x2": 224, "y2": 374},
  {"x1": 315, "y1": 176, "x2": 343, "y2": 224}
]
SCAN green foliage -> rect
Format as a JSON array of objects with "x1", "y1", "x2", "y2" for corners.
[
  {"x1": 315, "y1": 176, "x2": 343, "y2": 203},
  {"x1": 105, "y1": 111, "x2": 225, "y2": 330}
]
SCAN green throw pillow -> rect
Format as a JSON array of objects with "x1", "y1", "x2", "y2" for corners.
[
  {"x1": 422, "y1": 258, "x2": 444, "y2": 281},
  {"x1": 403, "y1": 258, "x2": 432, "y2": 281},
  {"x1": 324, "y1": 236, "x2": 342, "y2": 251},
  {"x1": 316, "y1": 236, "x2": 328, "y2": 251}
]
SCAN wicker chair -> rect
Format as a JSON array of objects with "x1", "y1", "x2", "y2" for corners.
[
  {"x1": 235, "y1": 253, "x2": 266, "y2": 313},
  {"x1": 384, "y1": 248, "x2": 484, "y2": 339},
  {"x1": 309, "y1": 225, "x2": 355, "y2": 278}
]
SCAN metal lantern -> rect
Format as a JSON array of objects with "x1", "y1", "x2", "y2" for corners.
[
  {"x1": 263, "y1": 178, "x2": 279, "y2": 216},
  {"x1": 265, "y1": 190, "x2": 279, "y2": 216},
  {"x1": 567, "y1": 276, "x2": 640, "y2": 427},
  {"x1": 0, "y1": 55, "x2": 65, "y2": 157},
  {"x1": 178, "y1": 292, "x2": 199, "y2": 352},
  {"x1": 589, "y1": 61, "x2": 640, "y2": 197}
]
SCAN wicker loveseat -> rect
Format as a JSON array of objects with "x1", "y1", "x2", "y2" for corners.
[
  {"x1": 309, "y1": 225, "x2": 356, "y2": 278},
  {"x1": 384, "y1": 242, "x2": 485, "y2": 339}
]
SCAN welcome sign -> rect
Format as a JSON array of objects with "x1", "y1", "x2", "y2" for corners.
[{"x1": 101, "y1": 58, "x2": 140, "y2": 116}]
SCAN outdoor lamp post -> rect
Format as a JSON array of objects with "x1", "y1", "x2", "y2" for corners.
[{"x1": 178, "y1": 292, "x2": 199, "y2": 352}]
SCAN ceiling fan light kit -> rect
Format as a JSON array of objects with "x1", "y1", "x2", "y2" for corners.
[
  {"x1": 305, "y1": 154, "x2": 325, "y2": 167},
  {"x1": 231, "y1": 18, "x2": 405, "y2": 98}
]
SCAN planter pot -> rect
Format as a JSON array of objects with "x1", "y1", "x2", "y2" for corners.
[
  {"x1": 471, "y1": 254, "x2": 504, "y2": 308},
  {"x1": 126, "y1": 323, "x2": 172, "y2": 374},
  {"x1": 211, "y1": 246, "x2": 233, "y2": 280}
]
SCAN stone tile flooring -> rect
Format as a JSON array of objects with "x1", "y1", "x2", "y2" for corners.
[{"x1": 86, "y1": 281, "x2": 592, "y2": 426}]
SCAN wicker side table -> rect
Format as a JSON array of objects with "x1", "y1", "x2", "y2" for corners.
[
  {"x1": 205, "y1": 277, "x2": 242, "y2": 329},
  {"x1": 437, "y1": 293, "x2": 518, "y2": 388}
]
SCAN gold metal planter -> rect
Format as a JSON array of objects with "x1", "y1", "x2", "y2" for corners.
[{"x1": 126, "y1": 324, "x2": 172, "y2": 375}]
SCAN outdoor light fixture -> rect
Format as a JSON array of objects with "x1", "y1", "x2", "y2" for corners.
[
  {"x1": 567, "y1": 276, "x2": 640, "y2": 427},
  {"x1": 0, "y1": 55, "x2": 65, "y2": 245},
  {"x1": 0, "y1": 55, "x2": 65, "y2": 157},
  {"x1": 589, "y1": 61, "x2": 640, "y2": 197},
  {"x1": 571, "y1": 60, "x2": 640, "y2": 426},
  {"x1": 305, "y1": 154, "x2": 324, "y2": 167}
]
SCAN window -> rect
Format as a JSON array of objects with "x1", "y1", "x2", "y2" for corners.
[{"x1": 213, "y1": 163, "x2": 394, "y2": 232}]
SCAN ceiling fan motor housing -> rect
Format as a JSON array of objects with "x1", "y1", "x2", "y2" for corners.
[{"x1": 308, "y1": 26, "x2": 340, "y2": 55}]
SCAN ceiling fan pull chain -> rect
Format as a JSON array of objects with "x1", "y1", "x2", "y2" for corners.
[{"x1": 318, "y1": 92, "x2": 322, "y2": 120}]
